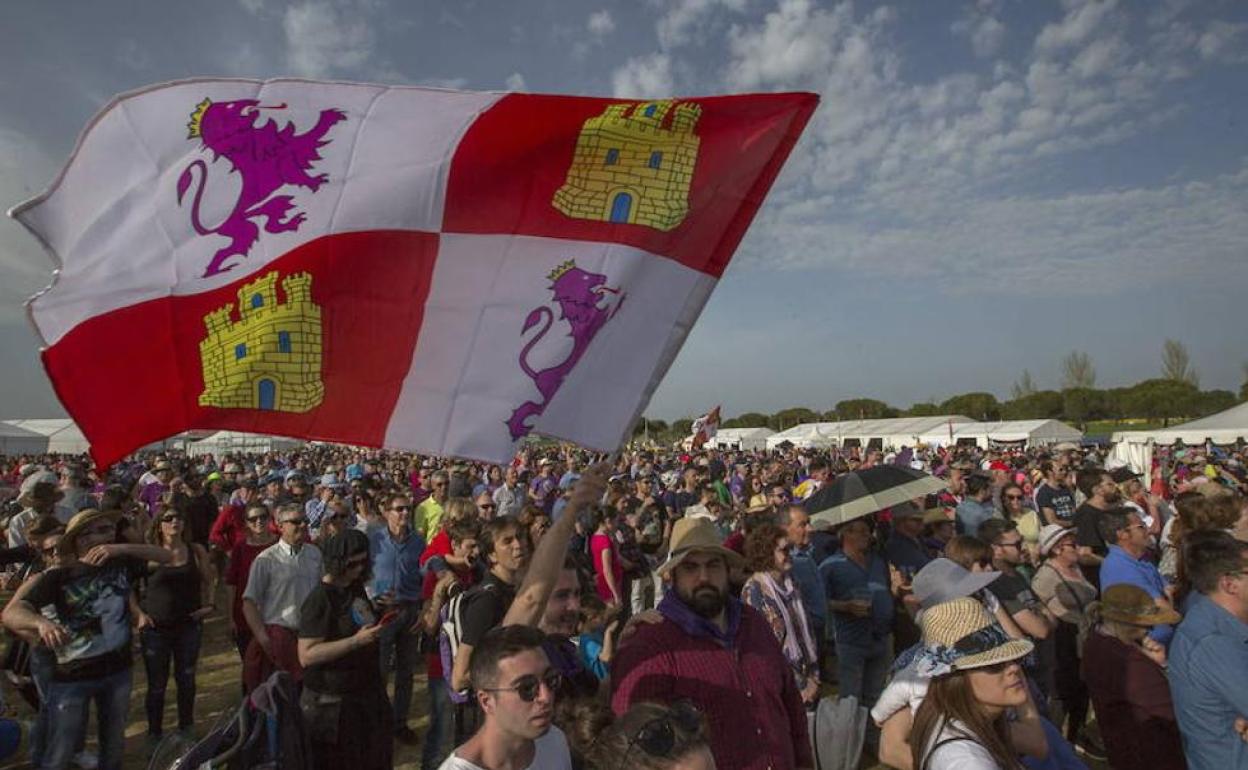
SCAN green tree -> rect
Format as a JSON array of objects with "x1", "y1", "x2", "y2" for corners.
[
  {"x1": 1161, "y1": 339, "x2": 1199, "y2": 388},
  {"x1": 907, "y1": 402, "x2": 941, "y2": 417},
  {"x1": 1061, "y1": 351, "x2": 1096, "y2": 390},
  {"x1": 1241, "y1": 362, "x2": 1248, "y2": 401},
  {"x1": 733, "y1": 412, "x2": 771, "y2": 428},
  {"x1": 769, "y1": 407, "x2": 819, "y2": 431},
  {"x1": 1010, "y1": 369, "x2": 1038, "y2": 400},
  {"x1": 1195, "y1": 389, "x2": 1236, "y2": 417},
  {"x1": 632, "y1": 417, "x2": 668, "y2": 436},
  {"x1": 832, "y1": 398, "x2": 899, "y2": 420},
  {"x1": 1062, "y1": 388, "x2": 1106, "y2": 428},
  {"x1": 939, "y1": 392, "x2": 1001, "y2": 420},
  {"x1": 1002, "y1": 390, "x2": 1064, "y2": 420},
  {"x1": 1120, "y1": 379, "x2": 1200, "y2": 425},
  {"x1": 671, "y1": 418, "x2": 694, "y2": 438}
]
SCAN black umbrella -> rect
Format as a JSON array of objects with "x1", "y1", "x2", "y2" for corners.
[{"x1": 804, "y1": 465, "x2": 946, "y2": 527}]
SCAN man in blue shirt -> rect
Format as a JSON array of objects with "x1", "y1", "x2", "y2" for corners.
[
  {"x1": 1169, "y1": 532, "x2": 1248, "y2": 770},
  {"x1": 1098, "y1": 508, "x2": 1175, "y2": 645},
  {"x1": 368, "y1": 492, "x2": 426, "y2": 743},
  {"x1": 819, "y1": 516, "x2": 893, "y2": 733},
  {"x1": 779, "y1": 504, "x2": 827, "y2": 661},
  {"x1": 955, "y1": 473, "x2": 999, "y2": 536}
]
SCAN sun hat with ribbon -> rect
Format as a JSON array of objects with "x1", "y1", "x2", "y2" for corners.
[
  {"x1": 62, "y1": 508, "x2": 122, "y2": 549},
  {"x1": 1038, "y1": 524, "x2": 1076, "y2": 557},
  {"x1": 655, "y1": 517, "x2": 744, "y2": 576},
  {"x1": 1098, "y1": 584, "x2": 1182, "y2": 627},
  {"x1": 913, "y1": 597, "x2": 1033, "y2": 678}
]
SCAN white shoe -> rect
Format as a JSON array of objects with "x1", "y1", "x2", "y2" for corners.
[{"x1": 72, "y1": 750, "x2": 100, "y2": 769}]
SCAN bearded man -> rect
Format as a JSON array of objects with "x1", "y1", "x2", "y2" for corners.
[{"x1": 610, "y1": 518, "x2": 813, "y2": 770}]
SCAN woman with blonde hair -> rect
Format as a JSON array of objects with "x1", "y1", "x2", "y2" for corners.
[{"x1": 909, "y1": 598, "x2": 1038, "y2": 770}]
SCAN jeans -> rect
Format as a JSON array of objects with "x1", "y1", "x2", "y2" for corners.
[
  {"x1": 835, "y1": 635, "x2": 892, "y2": 745},
  {"x1": 378, "y1": 602, "x2": 421, "y2": 726},
  {"x1": 41, "y1": 667, "x2": 132, "y2": 770},
  {"x1": 421, "y1": 678, "x2": 454, "y2": 770},
  {"x1": 141, "y1": 621, "x2": 203, "y2": 735}
]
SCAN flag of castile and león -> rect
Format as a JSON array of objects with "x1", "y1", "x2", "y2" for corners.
[{"x1": 12, "y1": 79, "x2": 816, "y2": 468}]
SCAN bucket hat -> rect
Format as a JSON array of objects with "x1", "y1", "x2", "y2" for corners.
[{"x1": 655, "y1": 517, "x2": 744, "y2": 576}]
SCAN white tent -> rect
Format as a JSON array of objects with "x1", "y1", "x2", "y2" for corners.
[
  {"x1": 708, "y1": 427, "x2": 775, "y2": 451},
  {"x1": 185, "y1": 430, "x2": 306, "y2": 456},
  {"x1": 0, "y1": 423, "x2": 49, "y2": 455},
  {"x1": 917, "y1": 420, "x2": 1083, "y2": 449},
  {"x1": 766, "y1": 416, "x2": 976, "y2": 450},
  {"x1": 3, "y1": 419, "x2": 91, "y2": 454},
  {"x1": 1112, "y1": 401, "x2": 1248, "y2": 446}
]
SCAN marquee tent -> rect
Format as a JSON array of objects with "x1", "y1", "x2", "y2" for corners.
[
  {"x1": 1112, "y1": 401, "x2": 1248, "y2": 446},
  {"x1": 708, "y1": 427, "x2": 775, "y2": 451},
  {"x1": 917, "y1": 420, "x2": 1083, "y2": 449},
  {"x1": 185, "y1": 430, "x2": 306, "y2": 456},
  {"x1": 765, "y1": 416, "x2": 976, "y2": 450},
  {"x1": 0, "y1": 423, "x2": 49, "y2": 455},
  {"x1": 3, "y1": 419, "x2": 91, "y2": 454}
]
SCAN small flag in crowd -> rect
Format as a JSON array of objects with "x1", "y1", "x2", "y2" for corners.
[
  {"x1": 12, "y1": 79, "x2": 816, "y2": 468},
  {"x1": 690, "y1": 405, "x2": 721, "y2": 449}
]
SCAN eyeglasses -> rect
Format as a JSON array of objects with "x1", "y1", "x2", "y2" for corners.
[
  {"x1": 996, "y1": 540, "x2": 1023, "y2": 550},
  {"x1": 619, "y1": 700, "x2": 703, "y2": 769},
  {"x1": 160, "y1": 515, "x2": 181, "y2": 523},
  {"x1": 282, "y1": 518, "x2": 308, "y2": 527},
  {"x1": 480, "y1": 670, "x2": 562, "y2": 702}
]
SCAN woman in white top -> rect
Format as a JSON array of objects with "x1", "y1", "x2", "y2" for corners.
[{"x1": 909, "y1": 598, "x2": 1035, "y2": 770}]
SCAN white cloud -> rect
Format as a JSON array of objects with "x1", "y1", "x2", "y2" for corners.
[
  {"x1": 952, "y1": 1, "x2": 1006, "y2": 59},
  {"x1": 726, "y1": 0, "x2": 858, "y2": 89},
  {"x1": 283, "y1": 1, "x2": 375, "y2": 78},
  {"x1": 1197, "y1": 21, "x2": 1248, "y2": 62},
  {"x1": 587, "y1": 9, "x2": 615, "y2": 37},
  {"x1": 239, "y1": 0, "x2": 265, "y2": 14},
  {"x1": 657, "y1": 0, "x2": 748, "y2": 49},
  {"x1": 1033, "y1": 0, "x2": 1118, "y2": 57},
  {"x1": 611, "y1": 53, "x2": 675, "y2": 98},
  {"x1": 505, "y1": 72, "x2": 527, "y2": 91},
  {"x1": 0, "y1": 127, "x2": 60, "y2": 321}
]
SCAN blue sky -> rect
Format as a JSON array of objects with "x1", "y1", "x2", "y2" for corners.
[{"x1": 1, "y1": 0, "x2": 1246, "y2": 423}]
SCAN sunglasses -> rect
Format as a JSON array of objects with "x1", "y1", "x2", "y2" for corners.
[
  {"x1": 481, "y1": 670, "x2": 562, "y2": 702},
  {"x1": 480, "y1": 503, "x2": 496, "y2": 510},
  {"x1": 41, "y1": 545, "x2": 58, "y2": 556},
  {"x1": 247, "y1": 515, "x2": 271, "y2": 523},
  {"x1": 160, "y1": 515, "x2": 182, "y2": 523},
  {"x1": 282, "y1": 518, "x2": 308, "y2": 527},
  {"x1": 620, "y1": 700, "x2": 703, "y2": 769}
]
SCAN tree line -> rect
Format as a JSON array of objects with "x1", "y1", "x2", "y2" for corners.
[{"x1": 637, "y1": 340, "x2": 1247, "y2": 438}]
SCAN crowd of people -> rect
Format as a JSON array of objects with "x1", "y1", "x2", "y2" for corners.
[{"x1": 0, "y1": 438, "x2": 1244, "y2": 770}]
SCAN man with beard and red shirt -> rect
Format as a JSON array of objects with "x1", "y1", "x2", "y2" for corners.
[{"x1": 611, "y1": 517, "x2": 812, "y2": 770}]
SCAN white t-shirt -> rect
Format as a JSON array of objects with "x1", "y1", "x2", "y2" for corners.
[
  {"x1": 871, "y1": 660, "x2": 928, "y2": 725},
  {"x1": 439, "y1": 726, "x2": 573, "y2": 770},
  {"x1": 921, "y1": 721, "x2": 1002, "y2": 770}
]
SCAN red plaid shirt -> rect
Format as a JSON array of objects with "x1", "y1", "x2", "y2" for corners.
[{"x1": 611, "y1": 603, "x2": 813, "y2": 770}]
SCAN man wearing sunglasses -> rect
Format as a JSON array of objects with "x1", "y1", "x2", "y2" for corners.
[
  {"x1": 241, "y1": 503, "x2": 324, "y2": 691},
  {"x1": 416, "y1": 471, "x2": 451, "y2": 539},
  {"x1": 439, "y1": 625, "x2": 572, "y2": 770},
  {"x1": 369, "y1": 493, "x2": 427, "y2": 744}
]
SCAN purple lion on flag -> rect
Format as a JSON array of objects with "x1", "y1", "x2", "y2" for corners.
[
  {"x1": 177, "y1": 98, "x2": 346, "y2": 277},
  {"x1": 506, "y1": 260, "x2": 626, "y2": 440}
]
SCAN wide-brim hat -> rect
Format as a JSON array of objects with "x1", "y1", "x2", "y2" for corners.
[
  {"x1": 1038, "y1": 524, "x2": 1077, "y2": 556},
  {"x1": 1099, "y1": 584, "x2": 1182, "y2": 626},
  {"x1": 62, "y1": 508, "x2": 122, "y2": 547},
  {"x1": 922, "y1": 506, "x2": 955, "y2": 526},
  {"x1": 656, "y1": 517, "x2": 744, "y2": 576},
  {"x1": 17, "y1": 476, "x2": 63, "y2": 508},
  {"x1": 912, "y1": 558, "x2": 1001, "y2": 610},
  {"x1": 919, "y1": 597, "x2": 1033, "y2": 673}
]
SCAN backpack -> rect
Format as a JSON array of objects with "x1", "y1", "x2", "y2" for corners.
[{"x1": 438, "y1": 581, "x2": 498, "y2": 705}]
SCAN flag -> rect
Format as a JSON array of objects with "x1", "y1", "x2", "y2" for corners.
[
  {"x1": 690, "y1": 405, "x2": 721, "y2": 449},
  {"x1": 12, "y1": 79, "x2": 816, "y2": 468}
]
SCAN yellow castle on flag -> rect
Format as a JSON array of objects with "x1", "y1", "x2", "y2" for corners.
[
  {"x1": 553, "y1": 100, "x2": 701, "y2": 231},
  {"x1": 198, "y1": 271, "x2": 324, "y2": 412}
]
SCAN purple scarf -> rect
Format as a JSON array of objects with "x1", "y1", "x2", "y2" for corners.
[{"x1": 657, "y1": 591, "x2": 742, "y2": 648}]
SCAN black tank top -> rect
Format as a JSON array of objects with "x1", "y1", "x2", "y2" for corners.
[{"x1": 142, "y1": 546, "x2": 202, "y2": 626}]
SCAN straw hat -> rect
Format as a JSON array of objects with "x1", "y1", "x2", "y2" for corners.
[
  {"x1": 62, "y1": 508, "x2": 121, "y2": 548},
  {"x1": 1099, "y1": 584, "x2": 1181, "y2": 627},
  {"x1": 918, "y1": 597, "x2": 1033, "y2": 674},
  {"x1": 1038, "y1": 524, "x2": 1076, "y2": 557},
  {"x1": 655, "y1": 517, "x2": 744, "y2": 576},
  {"x1": 921, "y1": 506, "x2": 954, "y2": 526}
]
